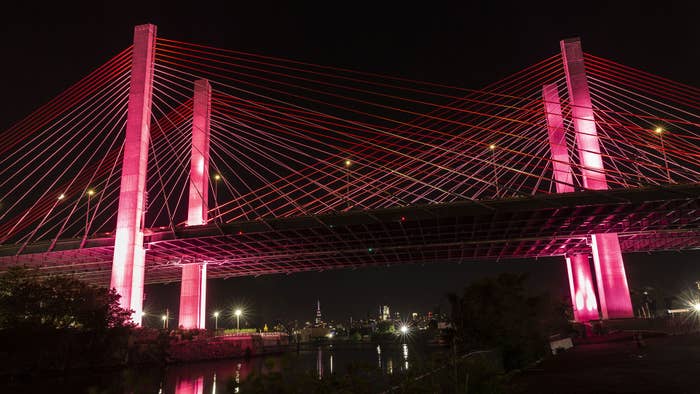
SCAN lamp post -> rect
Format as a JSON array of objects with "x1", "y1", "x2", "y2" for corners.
[
  {"x1": 344, "y1": 160, "x2": 351, "y2": 209},
  {"x1": 654, "y1": 127, "x2": 671, "y2": 184},
  {"x1": 213, "y1": 174, "x2": 221, "y2": 223},
  {"x1": 235, "y1": 309, "x2": 242, "y2": 331},
  {"x1": 214, "y1": 311, "x2": 220, "y2": 330},
  {"x1": 162, "y1": 308, "x2": 169, "y2": 329},
  {"x1": 85, "y1": 189, "x2": 94, "y2": 236},
  {"x1": 489, "y1": 144, "x2": 499, "y2": 197}
]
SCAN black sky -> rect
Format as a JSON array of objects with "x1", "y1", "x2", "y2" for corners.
[{"x1": 1, "y1": 1, "x2": 699, "y2": 326}]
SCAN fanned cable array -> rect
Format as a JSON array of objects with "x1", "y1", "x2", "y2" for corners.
[
  {"x1": 155, "y1": 39, "x2": 568, "y2": 224},
  {"x1": 0, "y1": 36, "x2": 698, "y2": 283}
]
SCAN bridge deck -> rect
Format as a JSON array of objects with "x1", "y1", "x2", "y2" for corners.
[{"x1": 1, "y1": 184, "x2": 699, "y2": 285}]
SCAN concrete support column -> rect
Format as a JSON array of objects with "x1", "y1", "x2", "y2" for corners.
[
  {"x1": 591, "y1": 233, "x2": 633, "y2": 319},
  {"x1": 110, "y1": 24, "x2": 157, "y2": 325},
  {"x1": 542, "y1": 83, "x2": 575, "y2": 194},
  {"x1": 565, "y1": 254, "x2": 599, "y2": 321},
  {"x1": 187, "y1": 79, "x2": 212, "y2": 226},
  {"x1": 561, "y1": 38, "x2": 633, "y2": 319},
  {"x1": 178, "y1": 262, "x2": 207, "y2": 329},
  {"x1": 179, "y1": 79, "x2": 212, "y2": 329},
  {"x1": 543, "y1": 83, "x2": 601, "y2": 321}
]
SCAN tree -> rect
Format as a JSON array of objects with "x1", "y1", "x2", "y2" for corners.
[
  {"x1": 0, "y1": 267, "x2": 133, "y2": 330},
  {"x1": 448, "y1": 273, "x2": 567, "y2": 370}
]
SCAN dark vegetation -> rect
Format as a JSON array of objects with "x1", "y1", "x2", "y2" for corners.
[
  {"x1": 0, "y1": 267, "x2": 137, "y2": 375},
  {"x1": 448, "y1": 273, "x2": 570, "y2": 370}
]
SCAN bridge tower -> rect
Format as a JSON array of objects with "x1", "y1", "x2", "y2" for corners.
[
  {"x1": 110, "y1": 24, "x2": 157, "y2": 325},
  {"x1": 178, "y1": 79, "x2": 212, "y2": 329},
  {"x1": 560, "y1": 38, "x2": 633, "y2": 319},
  {"x1": 542, "y1": 83, "x2": 600, "y2": 322}
]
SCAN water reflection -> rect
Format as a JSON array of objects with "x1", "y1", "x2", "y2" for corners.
[
  {"x1": 316, "y1": 346, "x2": 323, "y2": 379},
  {"x1": 175, "y1": 376, "x2": 203, "y2": 394},
  {"x1": 403, "y1": 343, "x2": 409, "y2": 371},
  {"x1": 5, "y1": 343, "x2": 421, "y2": 393}
]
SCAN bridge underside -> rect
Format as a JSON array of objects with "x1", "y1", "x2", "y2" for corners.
[{"x1": 1, "y1": 184, "x2": 699, "y2": 285}]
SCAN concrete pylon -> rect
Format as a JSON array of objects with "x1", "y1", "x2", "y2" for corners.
[
  {"x1": 543, "y1": 83, "x2": 600, "y2": 321},
  {"x1": 179, "y1": 79, "x2": 212, "y2": 329},
  {"x1": 110, "y1": 24, "x2": 157, "y2": 325},
  {"x1": 561, "y1": 38, "x2": 633, "y2": 319}
]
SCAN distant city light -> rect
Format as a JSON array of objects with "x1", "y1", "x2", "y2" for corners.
[{"x1": 368, "y1": 247, "x2": 374, "y2": 253}]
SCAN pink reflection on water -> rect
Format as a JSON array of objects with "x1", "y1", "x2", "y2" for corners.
[{"x1": 175, "y1": 375, "x2": 204, "y2": 394}]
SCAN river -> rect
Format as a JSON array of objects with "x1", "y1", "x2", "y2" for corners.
[{"x1": 5, "y1": 342, "x2": 438, "y2": 393}]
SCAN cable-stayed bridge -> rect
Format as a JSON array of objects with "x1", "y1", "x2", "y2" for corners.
[{"x1": 1, "y1": 25, "x2": 698, "y2": 328}]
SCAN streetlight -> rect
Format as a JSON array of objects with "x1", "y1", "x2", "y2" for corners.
[
  {"x1": 693, "y1": 303, "x2": 700, "y2": 312},
  {"x1": 400, "y1": 325, "x2": 409, "y2": 335},
  {"x1": 344, "y1": 160, "x2": 351, "y2": 209},
  {"x1": 489, "y1": 144, "x2": 499, "y2": 197},
  {"x1": 654, "y1": 127, "x2": 671, "y2": 184},
  {"x1": 85, "y1": 189, "x2": 94, "y2": 239},
  {"x1": 235, "y1": 309, "x2": 242, "y2": 331},
  {"x1": 213, "y1": 174, "x2": 221, "y2": 223},
  {"x1": 161, "y1": 308, "x2": 170, "y2": 329},
  {"x1": 214, "y1": 311, "x2": 220, "y2": 330}
]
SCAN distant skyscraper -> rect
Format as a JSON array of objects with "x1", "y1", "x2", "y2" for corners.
[
  {"x1": 315, "y1": 300, "x2": 322, "y2": 326},
  {"x1": 380, "y1": 305, "x2": 390, "y2": 321}
]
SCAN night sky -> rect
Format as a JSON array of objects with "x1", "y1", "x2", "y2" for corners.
[{"x1": 2, "y1": 2, "x2": 699, "y2": 327}]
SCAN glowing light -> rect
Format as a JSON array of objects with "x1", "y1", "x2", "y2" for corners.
[
  {"x1": 58, "y1": 194, "x2": 65, "y2": 200},
  {"x1": 345, "y1": 160, "x2": 351, "y2": 167},
  {"x1": 400, "y1": 325, "x2": 409, "y2": 334},
  {"x1": 214, "y1": 311, "x2": 220, "y2": 317},
  {"x1": 489, "y1": 144, "x2": 496, "y2": 150},
  {"x1": 368, "y1": 247, "x2": 374, "y2": 253},
  {"x1": 161, "y1": 315, "x2": 167, "y2": 321},
  {"x1": 214, "y1": 174, "x2": 221, "y2": 181},
  {"x1": 654, "y1": 127, "x2": 664, "y2": 134},
  {"x1": 234, "y1": 309, "x2": 242, "y2": 317},
  {"x1": 87, "y1": 189, "x2": 95, "y2": 196},
  {"x1": 693, "y1": 303, "x2": 700, "y2": 312},
  {"x1": 400, "y1": 216, "x2": 406, "y2": 222}
]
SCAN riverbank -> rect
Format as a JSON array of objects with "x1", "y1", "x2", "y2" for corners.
[
  {"x1": 0, "y1": 327, "x2": 290, "y2": 378},
  {"x1": 509, "y1": 333, "x2": 700, "y2": 393}
]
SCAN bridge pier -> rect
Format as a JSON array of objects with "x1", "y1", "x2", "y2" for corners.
[
  {"x1": 110, "y1": 24, "x2": 157, "y2": 325},
  {"x1": 543, "y1": 83, "x2": 601, "y2": 321},
  {"x1": 179, "y1": 79, "x2": 212, "y2": 329},
  {"x1": 560, "y1": 38, "x2": 633, "y2": 319},
  {"x1": 566, "y1": 254, "x2": 599, "y2": 321},
  {"x1": 178, "y1": 262, "x2": 207, "y2": 329}
]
